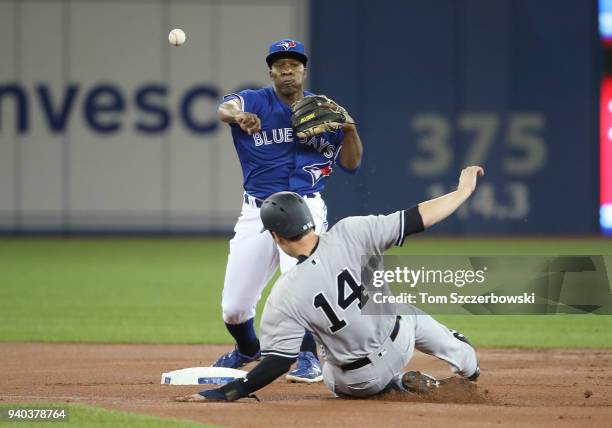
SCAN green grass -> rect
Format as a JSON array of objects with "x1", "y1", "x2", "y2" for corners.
[
  {"x1": 0, "y1": 237, "x2": 611, "y2": 347},
  {"x1": 0, "y1": 404, "x2": 213, "y2": 427},
  {"x1": 433, "y1": 314, "x2": 612, "y2": 347},
  {"x1": 0, "y1": 239, "x2": 231, "y2": 344}
]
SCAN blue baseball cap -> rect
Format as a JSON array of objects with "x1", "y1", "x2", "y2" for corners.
[{"x1": 266, "y1": 39, "x2": 308, "y2": 68}]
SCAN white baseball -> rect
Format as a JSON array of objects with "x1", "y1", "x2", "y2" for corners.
[{"x1": 168, "y1": 29, "x2": 186, "y2": 46}]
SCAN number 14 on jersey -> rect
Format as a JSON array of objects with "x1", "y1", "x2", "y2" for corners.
[{"x1": 313, "y1": 269, "x2": 369, "y2": 333}]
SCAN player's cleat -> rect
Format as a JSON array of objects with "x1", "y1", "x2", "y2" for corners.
[
  {"x1": 401, "y1": 371, "x2": 477, "y2": 395},
  {"x1": 450, "y1": 329, "x2": 480, "y2": 381},
  {"x1": 212, "y1": 347, "x2": 260, "y2": 369},
  {"x1": 286, "y1": 351, "x2": 323, "y2": 383},
  {"x1": 401, "y1": 371, "x2": 444, "y2": 394}
]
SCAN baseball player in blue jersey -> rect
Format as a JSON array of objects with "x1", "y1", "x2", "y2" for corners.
[{"x1": 212, "y1": 39, "x2": 363, "y2": 382}]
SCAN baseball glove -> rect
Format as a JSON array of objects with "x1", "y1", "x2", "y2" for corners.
[{"x1": 291, "y1": 95, "x2": 352, "y2": 139}]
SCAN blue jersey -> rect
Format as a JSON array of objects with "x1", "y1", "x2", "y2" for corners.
[{"x1": 224, "y1": 87, "x2": 353, "y2": 199}]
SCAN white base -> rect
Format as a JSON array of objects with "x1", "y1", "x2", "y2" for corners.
[{"x1": 161, "y1": 367, "x2": 247, "y2": 385}]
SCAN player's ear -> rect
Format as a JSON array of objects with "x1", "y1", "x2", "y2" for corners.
[
  {"x1": 268, "y1": 69, "x2": 273, "y2": 79},
  {"x1": 303, "y1": 67, "x2": 308, "y2": 79}
]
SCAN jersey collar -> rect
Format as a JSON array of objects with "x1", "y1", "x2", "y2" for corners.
[{"x1": 296, "y1": 237, "x2": 320, "y2": 265}]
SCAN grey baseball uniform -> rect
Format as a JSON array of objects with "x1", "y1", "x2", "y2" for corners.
[{"x1": 260, "y1": 211, "x2": 478, "y2": 397}]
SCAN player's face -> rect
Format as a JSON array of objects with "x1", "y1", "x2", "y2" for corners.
[{"x1": 269, "y1": 58, "x2": 307, "y2": 96}]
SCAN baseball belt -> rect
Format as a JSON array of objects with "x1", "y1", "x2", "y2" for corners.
[
  {"x1": 341, "y1": 316, "x2": 402, "y2": 371},
  {"x1": 244, "y1": 192, "x2": 319, "y2": 208}
]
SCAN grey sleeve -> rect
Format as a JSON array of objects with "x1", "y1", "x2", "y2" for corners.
[
  {"x1": 337, "y1": 209, "x2": 420, "y2": 254},
  {"x1": 260, "y1": 302, "x2": 304, "y2": 359}
]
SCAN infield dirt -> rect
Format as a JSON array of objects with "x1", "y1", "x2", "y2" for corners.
[{"x1": 1, "y1": 343, "x2": 611, "y2": 427}]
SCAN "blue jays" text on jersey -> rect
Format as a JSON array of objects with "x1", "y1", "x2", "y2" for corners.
[{"x1": 224, "y1": 87, "x2": 355, "y2": 199}]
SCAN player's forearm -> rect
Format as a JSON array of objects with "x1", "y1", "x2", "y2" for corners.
[
  {"x1": 417, "y1": 188, "x2": 472, "y2": 229},
  {"x1": 339, "y1": 125, "x2": 363, "y2": 170},
  {"x1": 220, "y1": 355, "x2": 295, "y2": 400}
]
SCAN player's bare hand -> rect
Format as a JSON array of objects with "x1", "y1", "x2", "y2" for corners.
[
  {"x1": 174, "y1": 387, "x2": 230, "y2": 402},
  {"x1": 236, "y1": 112, "x2": 262, "y2": 135},
  {"x1": 174, "y1": 393, "x2": 208, "y2": 402},
  {"x1": 457, "y1": 166, "x2": 485, "y2": 195}
]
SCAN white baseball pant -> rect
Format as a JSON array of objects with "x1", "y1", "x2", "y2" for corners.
[
  {"x1": 221, "y1": 193, "x2": 328, "y2": 325},
  {"x1": 322, "y1": 306, "x2": 479, "y2": 397}
]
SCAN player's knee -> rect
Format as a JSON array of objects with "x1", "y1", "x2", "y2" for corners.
[
  {"x1": 448, "y1": 340, "x2": 478, "y2": 377},
  {"x1": 221, "y1": 301, "x2": 254, "y2": 324}
]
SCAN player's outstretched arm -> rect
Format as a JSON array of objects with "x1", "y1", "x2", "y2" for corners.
[
  {"x1": 418, "y1": 166, "x2": 484, "y2": 228},
  {"x1": 217, "y1": 98, "x2": 262, "y2": 135},
  {"x1": 175, "y1": 355, "x2": 294, "y2": 402}
]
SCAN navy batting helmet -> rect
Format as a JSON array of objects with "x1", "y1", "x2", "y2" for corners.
[{"x1": 260, "y1": 192, "x2": 314, "y2": 239}]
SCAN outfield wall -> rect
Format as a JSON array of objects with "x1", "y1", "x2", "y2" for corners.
[
  {"x1": 0, "y1": 0, "x2": 603, "y2": 235},
  {"x1": 310, "y1": 0, "x2": 601, "y2": 235},
  {"x1": 0, "y1": 0, "x2": 308, "y2": 233}
]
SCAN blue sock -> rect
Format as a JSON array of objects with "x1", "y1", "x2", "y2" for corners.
[
  {"x1": 300, "y1": 330, "x2": 318, "y2": 358},
  {"x1": 225, "y1": 319, "x2": 259, "y2": 357}
]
